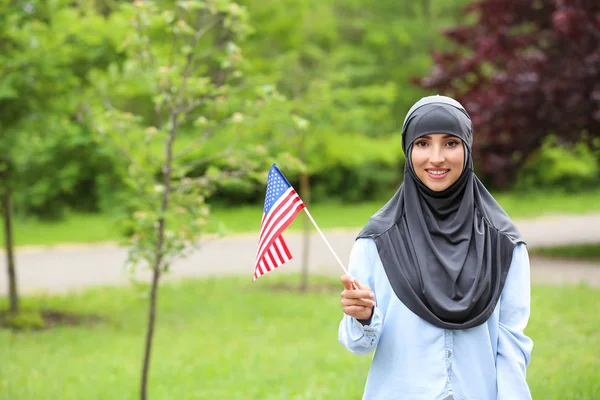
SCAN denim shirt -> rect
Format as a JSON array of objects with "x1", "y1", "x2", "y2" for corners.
[{"x1": 339, "y1": 239, "x2": 533, "y2": 400}]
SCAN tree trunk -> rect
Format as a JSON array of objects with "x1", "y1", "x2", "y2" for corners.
[
  {"x1": 2, "y1": 184, "x2": 18, "y2": 314},
  {"x1": 140, "y1": 256, "x2": 161, "y2": 400},
  {"x1": 140, "y1": 186, "x2": 169, "y2": 400},
  {"x1": 140, "y1": 113, "x2": 178, "y2": 400},
  {"x1": 299, "y1": 171, "x2": 311, "y2": 292},
  {"x1": 297, "y1": 120, "x2": 312, "y2": 293}
]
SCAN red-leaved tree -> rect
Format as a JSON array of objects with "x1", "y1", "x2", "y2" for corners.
[{"x1": 416, "y1": 0, "x2": 600, "y2": 187}]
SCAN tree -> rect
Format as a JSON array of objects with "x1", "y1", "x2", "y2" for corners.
[
  {"x1": 415, "y1": 0, "x2": 600, "y2": 187},
  {"x1": 86, "y1": 1, "x2": 285, "y2": 398},
  {"x1": 0, "y1": 0, "x2": 122, "y2": 315}
]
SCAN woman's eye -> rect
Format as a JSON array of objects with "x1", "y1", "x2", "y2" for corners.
[
  {"x1": 446, "y1": 141, "x2": 459, "y2": 147},
  {"x1": 415, "y1": 141, "x2": 428, "y2": 147}
]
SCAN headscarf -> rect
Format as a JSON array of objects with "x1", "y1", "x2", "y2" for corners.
[{"x1": 358, "y1": 95, "x2": 525, "y2": 330}]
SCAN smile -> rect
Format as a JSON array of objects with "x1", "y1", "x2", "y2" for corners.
[{"x1": 426, "y1": 169, "x2": 449, "y2": 179}]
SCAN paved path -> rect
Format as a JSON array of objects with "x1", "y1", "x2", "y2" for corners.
[{"x1": 1, "y1": 213, "x2": 600, "y2": 295}]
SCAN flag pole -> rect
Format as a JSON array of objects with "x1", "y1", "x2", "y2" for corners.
[{"x1": 302, "y1": 207, "x2": 359, "y2": 290}]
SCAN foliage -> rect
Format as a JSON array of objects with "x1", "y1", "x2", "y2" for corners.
[
  {"x1": 88, "y1": 0, "x2": 277, "y2": 268},
  {"x1": 307, "y1": 133, "x2": 403, "y2": 202},
  {"x1": 1, "y1": 277, "x2": 599, "y2": 399},
  {"x1": 242, "y1": 0, "x2": 471, "y2": 135},
  {"x1": 416, "y1": 0, "x2": 600, "y2": 187},
  {"x1": 0, "y1": 0, "x2": 126, "y2": 219},
  {"x1": 3, "y1": 0, "x2": 599, "y2": 220},
  {"x1": 205, "y1": 131, "x2": 405, "y2": 205},
  {"x1": 225, "y1": 0, "x2": 471, "y2": 203},
  {"x1": 516, "y1": 136, "x2": 600, "y2": 192},
  {"x1": 0, "y1": 0, "x2": 475, "y2": 220}
]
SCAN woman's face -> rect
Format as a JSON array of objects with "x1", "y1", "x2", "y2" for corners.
[{"x1": 411, "y1": 133, "x2": 465, "y2": 191}]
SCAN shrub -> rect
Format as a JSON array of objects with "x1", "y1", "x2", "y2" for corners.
[
  {"x1": 3, "y1": 311, "x2": 45, "y2": 331},
  {"x1": 516, "y1": 136, "x2": 600, "y2": 192}
]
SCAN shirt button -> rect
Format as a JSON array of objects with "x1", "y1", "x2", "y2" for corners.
[{"x1": 447, "y1": 351, "x2": 452, "y2": 358}]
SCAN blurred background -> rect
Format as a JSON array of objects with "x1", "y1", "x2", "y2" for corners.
[{"x1": 0, "y1": 0, "x2": 599, "y2": 399}]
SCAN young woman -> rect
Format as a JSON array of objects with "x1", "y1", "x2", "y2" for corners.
[{"x1": 339, "y1": 95, "x2": 533, "y2": 400}]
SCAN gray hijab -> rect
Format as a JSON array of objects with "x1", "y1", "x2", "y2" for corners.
[{"x1": 358, "y1": 95, "x2": 525, "y2": 330}]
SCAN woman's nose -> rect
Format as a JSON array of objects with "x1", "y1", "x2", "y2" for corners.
[{"x1": 430, "y1": 146, "x2": 445, "y2": 164}]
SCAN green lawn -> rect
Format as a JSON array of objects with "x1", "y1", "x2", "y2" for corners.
[
  {"x1": 0, "y1": 276, "x2": 598, "y2": 399},
  {"x1": 4, "y1": 189, "x2": 600, "y2": 247},
  {"x1": 3, "y1": 213, "x2": 121, "y2": 247},
  {"x1": 530, "y1": 243, "x2": 600, "y2": 263}
]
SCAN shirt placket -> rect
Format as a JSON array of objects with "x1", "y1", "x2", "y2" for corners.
[{"x1": 444, "y1": 329, "x2": 454, "y2": 389}]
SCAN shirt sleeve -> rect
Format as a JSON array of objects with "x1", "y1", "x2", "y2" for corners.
[
  {"x1": 338, "y1": 238, "x2": 384, "y2": 356},
  {"x1": 496, "y1": 243, "x2": 534, "y2": 400}
]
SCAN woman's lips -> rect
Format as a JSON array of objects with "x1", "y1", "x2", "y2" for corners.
[{"x1": 426, "y1": 169, "x2": 449, "y2": 180}]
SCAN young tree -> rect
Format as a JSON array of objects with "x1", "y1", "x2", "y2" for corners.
[
  {"x1": 416, "y1": 0, "x2": 600, "y2": 187},
  {"x1": 87, "y1": 1, "x2": 284, "y2": 398}
]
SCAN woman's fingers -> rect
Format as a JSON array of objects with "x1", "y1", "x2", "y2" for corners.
[
  {"x1": 340, "y1": 275, "x2": 372, "y2": 292},
  {"x1": 340, "y1": 274, "x2": 355, "y2": 290},
  {"x1": 340, "y1": 274, "x2": 376, "y2": 320},
  {"x1": 341, "y1": 288, "x2": 375, "y2": 300},
  {"x1": 341, "y1": 297, "x2": 376, "y2": 308},
  {"x1": 342, "y1": 305, "x2": 373, "y2": 320}
]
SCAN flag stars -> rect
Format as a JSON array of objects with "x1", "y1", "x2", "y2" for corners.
[{"x1": 263, "y1": 166, "x2": 294, "y2": 214}]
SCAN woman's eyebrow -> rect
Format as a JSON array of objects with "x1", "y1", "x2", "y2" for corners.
[{"x1": 418, "y1": 134, "x2": 459, "y2": 140}]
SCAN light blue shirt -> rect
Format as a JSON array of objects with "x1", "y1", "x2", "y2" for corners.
[{"x1": 339, "y1": 239, "x2": 533, "y2": 400}]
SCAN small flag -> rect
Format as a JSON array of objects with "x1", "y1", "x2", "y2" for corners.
[{"x1": 254, "y1": 164, "x2": 305, "y2": 281}]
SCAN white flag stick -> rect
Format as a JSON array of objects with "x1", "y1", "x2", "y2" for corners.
[{"x1": 302, "y1": 207, "x2": 359, "y2": 290}]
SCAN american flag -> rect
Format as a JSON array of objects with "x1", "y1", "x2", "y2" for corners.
[{"x1": 254, "y1": 164, "x2": 305, "y2": 281}]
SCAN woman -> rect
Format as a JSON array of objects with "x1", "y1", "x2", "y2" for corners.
[{"x1": 339, "y1": 95, "x2": 533, "y2": 400}]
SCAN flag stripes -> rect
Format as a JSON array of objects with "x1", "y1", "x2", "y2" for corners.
[
  {"x1": 253, "y1": 165, "x2": 306, "y2": 281},
  {"x1": 255, "y1": 188, "x2": 303, "y2": 260}
]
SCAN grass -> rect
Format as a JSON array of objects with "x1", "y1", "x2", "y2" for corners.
[
  {"x1": 3, "y1": 189, "x2": 600, "y2": 248},
  {"x1": 4, "y1": 212, "x2": 122, "y2": 247},
  {"x1": 0, "y1": 276, "x2": 599, "y2": 399},
  {"x1": 529, "y1": 243, "x2": 600, "y2": 263},
  {"x1": 491, "y1": 189, "x2": 600, "y2": 218}
]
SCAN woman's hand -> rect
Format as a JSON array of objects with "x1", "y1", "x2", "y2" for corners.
[{"x1": 340, "y1": 275, "x2": 376, "y2": 320}]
